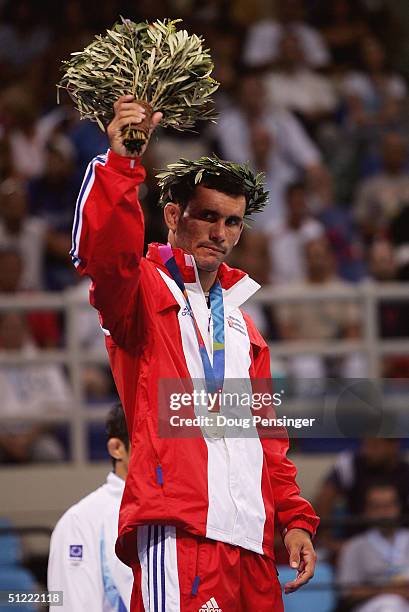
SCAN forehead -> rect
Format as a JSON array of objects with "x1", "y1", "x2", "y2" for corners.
[{"x1": 187, "y1": 185, "x2": 246, "y2": 218}]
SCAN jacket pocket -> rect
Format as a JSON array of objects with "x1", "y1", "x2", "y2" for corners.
[{"x1": 145, "y1": 414, "x2": 164, "y2": 486}]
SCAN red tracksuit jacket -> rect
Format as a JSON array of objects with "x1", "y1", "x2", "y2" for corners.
[{"x1": 71, "y1": 148, "x2": 319, "y2": 567}]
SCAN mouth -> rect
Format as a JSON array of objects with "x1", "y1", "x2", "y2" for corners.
[{"x1": 199, "y1": 245, "x2": 226, "y2": 255}]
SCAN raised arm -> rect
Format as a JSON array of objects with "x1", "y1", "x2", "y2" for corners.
[{"x1": 70, "y1": 96, "x2": 162, "y2": 348}]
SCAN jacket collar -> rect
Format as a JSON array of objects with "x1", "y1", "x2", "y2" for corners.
[
  {"x1": 147, "y1": 242, "x2": 260, "y2": 313},
  {"x1": 106, "y1": 471, "x2": 125, "y2": 497}
]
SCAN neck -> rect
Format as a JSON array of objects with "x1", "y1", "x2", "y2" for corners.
[
  {"x1": 113, "y1": 464, "x2": 127, "y2": 481},
  {"x1": 379, "y1": 526, "x2": 396, "y2": 540},
  {"x1": 308, "y1": 271, "x2": 330, "y2": 283},
  {"x1": 5, "y1": 220, "x2": 22, "y2": 234},
  {"x1": 198, "y1": 268, "x2": 218, "y2": 292}
]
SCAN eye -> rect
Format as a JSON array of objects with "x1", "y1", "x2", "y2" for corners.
[
  {"x1": 201, "y1": 211, "x2": 217, "y2": 221},
  {"x1": 226, "y1": 217, "x2": 241, "y2": 227}
]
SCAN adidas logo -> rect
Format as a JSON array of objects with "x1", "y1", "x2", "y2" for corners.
[{"x1": 199, "y1": 597, "x2": 222, "y2": 611}]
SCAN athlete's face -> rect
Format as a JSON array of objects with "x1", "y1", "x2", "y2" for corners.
[{"x1": 164, "y1": 185, "x2": 245, "y2": 272}]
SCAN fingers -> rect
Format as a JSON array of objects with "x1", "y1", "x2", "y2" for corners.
[
  {"x1": 289, "y1": 548, "x2": 301, "y2": 570},
  {"x1": 113, "y1": 95, "x2": 134, "y2": 112},
  {"x1": 284, "y1": 564, "x2": 314, "y2": 593},
  {"x1": 284, "y1": 547, "x2": 317, "y2": 594},
  {"x1": 151, "y1": 111, "x2": 163, "y2": 128},
  {"x1": 108, "y1": 96, "x2": 162, "y2": 156}
]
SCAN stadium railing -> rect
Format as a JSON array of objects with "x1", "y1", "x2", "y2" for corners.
[{"x1": 0, "y1": 280, "x2": 408, "y2": 464}]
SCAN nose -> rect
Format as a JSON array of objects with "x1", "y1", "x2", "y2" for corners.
[{"x1": 209, "y1": 219, "x2": 226, "y2": 242}]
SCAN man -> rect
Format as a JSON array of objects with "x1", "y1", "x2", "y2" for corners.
[
  {"x1": 315, "y1": 438, "x2": 409, "y2": 553},
  {"x1": 0, "y1": 310, "x2": 69, "y2": 462},
  {"x1": 275, "y1": 235, "x2": 364, "y2": 380},
  {"x1": 354, "y1": 132, "x2": 409, "y2": 242},
  {"x1": 213, "y1": 74, "x2": 326, "y2": 228},
  {"x1": 337, "y1": 482, "x2": 409, "y2": 611},
  {"x1": 71, "y1": 96, "x2": 319, "y2": 611},
  {"x1": 48, "y1": 404, "x2": 133, "y2": 610},
  {"x1": 267, "y1": 181, "x2": 324, "y2": 285}
]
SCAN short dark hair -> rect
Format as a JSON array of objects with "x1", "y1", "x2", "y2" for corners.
[
  {"x1": 157, "y1": 155, "x2": 269, "y2": 217},
  {"x1": 169, "y1": 172, "x2": 248, "y2": 211},
  {"x1": 106, "y1": 403, "x2": 129, "y2": 467}
]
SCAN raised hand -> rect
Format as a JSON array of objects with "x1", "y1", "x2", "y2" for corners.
[{"x1": 107, "y1": 95, "x2": 162, "y2": 157}]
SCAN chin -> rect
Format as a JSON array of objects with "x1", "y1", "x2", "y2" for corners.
[{"x1": 194, "y1": 255, "x2": 221, "y2": 272}]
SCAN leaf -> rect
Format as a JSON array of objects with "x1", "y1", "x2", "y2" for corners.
[{"x1": 57, "y1": 17, "x2": 219, "y2": 131}]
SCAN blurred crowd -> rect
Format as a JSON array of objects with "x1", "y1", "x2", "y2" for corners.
[
  {"x1": 0, "y1": 1, "x2": 408, "y2": 448},
  {"x1": 0, "y1": 0, "x2": 409, "y2": 338},
  {"x1": 0, "y1": 0, "x2": 409, "y2": 460},
  {"x1": 1, "y1": 2, "x2": 409, "y2": 606}
]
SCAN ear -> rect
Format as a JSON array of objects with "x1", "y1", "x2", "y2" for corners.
[
  {"x1": 163, "y1": 202, "x2": 182, "y2": 233},
  {"x1": 107, "y1": 437, "x2": 127, "y2": 462}
]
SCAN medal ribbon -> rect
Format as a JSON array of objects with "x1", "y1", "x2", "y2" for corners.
[{"x1": 158, "y1": 244, "x2": 225, "y2": 412}]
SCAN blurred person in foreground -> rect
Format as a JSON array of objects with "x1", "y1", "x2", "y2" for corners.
[
  {"x1": 337, "y1": 482, "x2": 409, "y2": 612},
  {"x1": 315, "y1": 438, "x2": 409, "y2": 556},
  {"x1": 48, "y1": 403, "x2": 133, "y2": 611},
  {"x1": 71, "y1": 96, "x2": 319, "y2": 611},
  {"x1": 0, "y1": 311, "x2": 70, "y2": 462}
]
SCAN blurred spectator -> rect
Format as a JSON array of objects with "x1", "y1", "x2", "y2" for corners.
[
  {"x1": 0, "y1": 0, "x2": 50, "y2": 78},
  {"x1": 0, "y1": 247, "x2": 60, "y2": 348},
  {"x1": 66, "y1": 112, "x2": 110, "y2": 177},
  {"x1": 354, "y1": 132, "x2": 409, "y2": 242},
  {"x1": 0, "y1": 83, "x2": 69, "y2": 179},
  {"x1": 0, "y1": 85, "x2": 67, "y2": 180},
  {"x1": 243, "y1": 0, "x2": 330, "y2": 69},
  {"x1": 0, "y1": 311, "x2": 71, "y2": 463},
  {"x1": 267, "y1": 181, "x2": 324, "y2": 285},
  {"x1": 28, "y1": 138, "x2": 78, "y2": 289},
  {"x1": 0, "y1": 175, "x2": 73, "y2": 291},
  {"x1": 70, "y1": 278, "x2": 114, "y2": 400},
  {"x1": 213, "y1": 74, "x2": 326, "y2": 227},
  {"x1": 318, "y1": 173, "x2": 367, "y2": 282},
  {"x1": 0, "y1": 177, "x2": 47, "y2": 290},
  {"x1": 368, "y1": 239, "x2": 409, "y2": 378},
  {"x1": 337, "y1": 482, "x2": 409, "y2": 612},
  {"x1": 28, "y1": 139, "x2": 78, "y2": 232},
  {"x1": 369, "y1": 239, "x2": 409, "y2": 336},
  {"x1": 207, "y1": 27, "x2": 242, "y2": 111},
  {"x1": 390, "y1": 205, "x2": 409, "y2": 280},
  {"x1": 43, "y1": 0, "x2": 94, "y2": 109},
  {"x1": 320, "y1": 0, "x2": 369, "y2": 71},
  {"x1": 315, "y1": 438, "x2": 409, "y2": 553},
  {"x1": 0, "y1": 138, "x2": 13, "y2": 181},
  {"x1": 275, "y1": 236, "x2": 364, "y2": 379},
  {"x1": 341, "y1": 36, "x2": 407, "y2": 129},
  {"x1": 263, "y1": 31, "x2": 338, "y2": 134}
]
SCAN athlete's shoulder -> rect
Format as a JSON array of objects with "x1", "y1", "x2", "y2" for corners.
[{"x1": 53, "y1": 484, "x2": 110, "y2": 533}]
